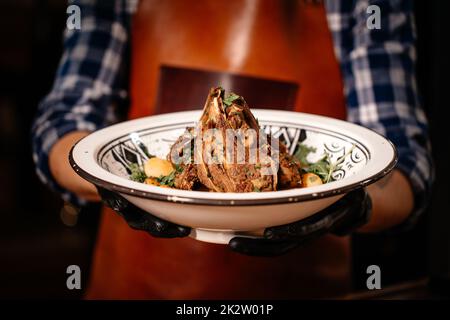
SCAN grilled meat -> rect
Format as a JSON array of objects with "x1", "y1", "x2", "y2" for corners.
[
  {"x1": 168, "y1": 87, "x2": 302, "y2": 192},
  {"x1": 194, "y1": 87, "x2": 277, "y2": 192}
]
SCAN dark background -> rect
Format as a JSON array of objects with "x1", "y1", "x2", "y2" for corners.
[{"x1": 0, "y1": 0, "x2": 448, "y2": 299}]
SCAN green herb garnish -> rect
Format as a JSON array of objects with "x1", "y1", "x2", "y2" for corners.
[
  {"x1": 129, "y1": 163, "x2": 147, "y2": 183},
  {"x1": 156, "y1": 171, "x2": 176, "y2": 187},
  {"x1": 174, "y1": 164, "x2": 184, "y2": 174},
  {"x1": 294, "y1": 144, "x2": 317, "y2": 167},
  {"x1": 156, "y1": 165, "x2": 183, "y2": 187},
  {"x1": 253, "y1": 187, "x2": 261, "y2": 192},
  {"x1": 223, "y1": 93, "x2": 241, "y2": 107},
  {"x1": 306, "y1": 154, "x2": 333, "y2": 183},
  {"x1": 293, "y1": 143, "x2": 355, "y2": 184}
]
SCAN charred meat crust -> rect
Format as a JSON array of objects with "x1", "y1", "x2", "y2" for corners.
[{"x1": 168, "y1": 87, "x2": 302, "y2": 192}]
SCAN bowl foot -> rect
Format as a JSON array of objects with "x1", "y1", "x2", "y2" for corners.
[{"x1": 189, "y1": 228, "x2": 263, "y2": 244}]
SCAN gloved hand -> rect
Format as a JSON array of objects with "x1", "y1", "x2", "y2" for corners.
[
  {"x1": 96, "y1": 186, "x2": 191, "y2": 238},
  {"x1": 96, "y1": 186, "x2": 370, "y2": 255},
  {"x1": 228, "y1": 188, "x2": 372, "y2": 257}
]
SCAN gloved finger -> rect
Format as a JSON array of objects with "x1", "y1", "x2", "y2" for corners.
[
  {"x1": 265, "y1": 199, "x2": 345, "y2": 241},
  {"x1": 265, "y1": 219, "x2": 333, "y2": 242},
  {"x1": 97, "y1": 186, "x2": 129, "y2": 212},
  {"x1": 228, "y1": 237, "x2": 299, "y2": 257},
  {"x1": 97, "y1": 186, "x2": 148, "y2": 224},
  {"x1": 266, "y1": 188, "x2": 370, "y2": 240},
  {"x1": 96, "y1": 186, "x2": 191, "y2": 238},
  {"x1": 136, "y1": 221, "x2": 191, "y2": 238},
  {"x1": 115, "y1": 206, "x2": 191, "y2": 238}
]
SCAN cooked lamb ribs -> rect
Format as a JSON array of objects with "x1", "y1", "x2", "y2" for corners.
[{"x1": 168, "y1": 87, "x2": 302, "y2": 192}]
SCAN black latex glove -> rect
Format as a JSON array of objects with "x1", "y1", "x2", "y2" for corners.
[
  {"x1": 96, "y1": 186, "x2": 191, "y2": 238},
  {"x1": 229, "y1": 188, "x2": 372, "y2": 257}
]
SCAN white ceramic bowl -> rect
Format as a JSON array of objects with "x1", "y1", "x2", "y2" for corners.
[{"x1": 70, "y1": 110, "x2": 397, "y2": 244}]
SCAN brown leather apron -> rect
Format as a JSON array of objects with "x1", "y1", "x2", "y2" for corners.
[{"x1": 86, "y1": 0, "x2": 350, "y2": 299}]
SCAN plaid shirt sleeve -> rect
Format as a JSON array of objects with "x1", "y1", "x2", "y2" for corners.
[
  {"x1": 325, "y1": 0, "x2": 434, "y2": 229},
  {"x1": 33, "y1": 0, "x2": 433, "y2": 226},
  {"x1": 31, "y1": 0, "x2": 134, "y2": 206}
]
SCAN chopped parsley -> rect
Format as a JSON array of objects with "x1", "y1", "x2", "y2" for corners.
[
  {"x1": 294, "y1": 144, "x2": 317, "y2": 167},
  {"x1": 306, "y1": 154, "x2": 333, "y2": 183},
  {"x1": 129, "y1": 163, "x2": 147, "y2": 183},
  {"x1": 156, "y1": 171, "x2": 177, "y2": 187},
  {"x1": 156, "y1": 164, "x2": 183, "y2": 187},
  {"x1": 223, "y1": 92, "x2": 241, "y2": 107},
  {"x1": 293, "y1": 143, "x2": 355, "y2": 184}
]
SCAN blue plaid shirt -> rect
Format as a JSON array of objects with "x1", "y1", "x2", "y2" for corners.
[{"x1": 32, "y1": 0, "x2": 433, "y2": 229}]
